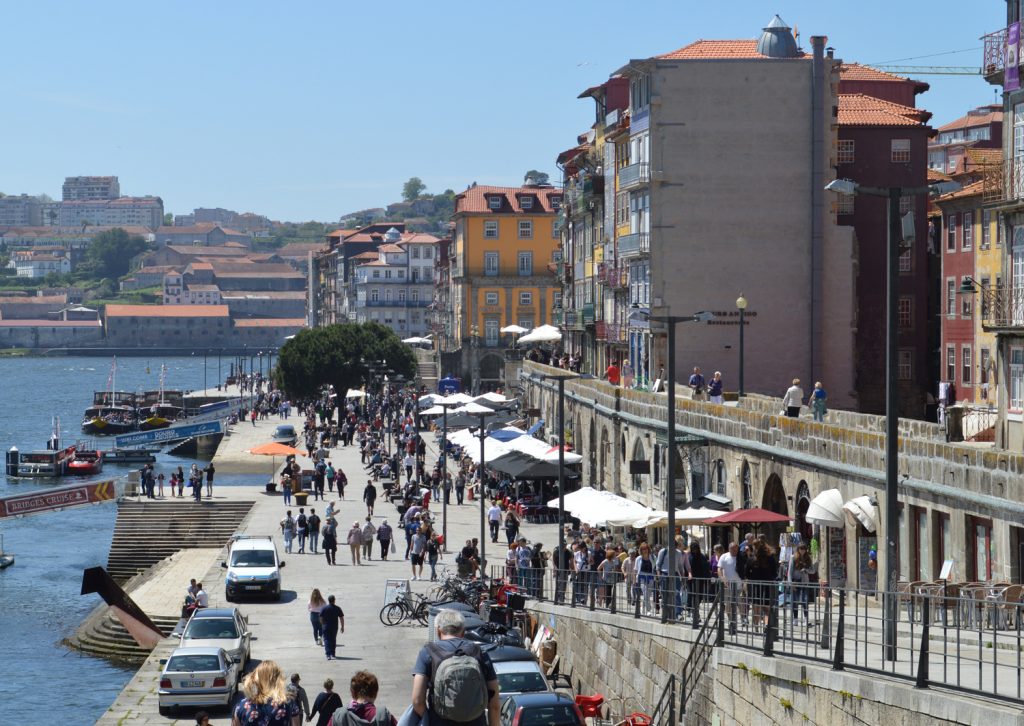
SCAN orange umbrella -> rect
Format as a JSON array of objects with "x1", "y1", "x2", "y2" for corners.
[{"x1": 248, "y1": 442, "x2": 302, "y2": 456}]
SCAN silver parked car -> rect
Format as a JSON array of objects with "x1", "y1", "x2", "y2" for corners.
[
  {"x1": 179, "y1": 607, "x2": 251, "y2": 670},
  {"x1": 158, "y1": 646, "x2": 240, "y2": 715}
]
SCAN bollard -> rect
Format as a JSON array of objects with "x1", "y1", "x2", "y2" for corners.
[
  {"x1": 915, "y1": 594, "x2": 930, "y2": 689},
  {"x1": 832, "y1": 589, "x2": 845, "y2": 671},
  {"x1": 716, "y1": 580, "x2": 726, "y2": 646}
]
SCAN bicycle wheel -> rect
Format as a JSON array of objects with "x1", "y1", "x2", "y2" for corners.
[
  {"x1": 380, "y1": 602, "x2": 407, "y2": 626},
  {"x1": 414, "y1": 602, "x2": 430, "y2": 626}
]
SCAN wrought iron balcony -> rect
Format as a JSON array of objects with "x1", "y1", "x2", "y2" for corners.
[
  {"x1": 594, "y1": 321, "x2": 607, "y2": 340},
  {"x1": 618, "y1": 232, "x2": 650, "y2": 258},
  {"x1": 979, "y1": 284, "x2": 1024, "y2": 331},
  {"x1": 618, "y1": 162, "x2": 650, "y2": 191},
  {"x1": 563, "y1": 310, "x2": 584, "y2": 330},
  {"x1": 981, "y1": 157, "x2": 1024, "y2": 204},
  {"x1": 582, "y1": 303, "x2": 595, "y2": 325},
  {"x1": 982, "y1": 27, "x2": 1007, "y2": 85},
  {"x1": 605, "y1": 264, "x2": 628, "y2": 289}
]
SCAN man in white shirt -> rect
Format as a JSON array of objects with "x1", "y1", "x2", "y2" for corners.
[
  {"x1": 194, "y1": 583, "x2": 209, "y2": 608},
  {"x1": 783, "y1": 378, "x2": 804, "y2": 418},
  {"x1": 487, "y1": 503, "x2": 502, "y2": 543},
  {"x1": 717, "y1": 542, "x2": 742, "y2": 634}
]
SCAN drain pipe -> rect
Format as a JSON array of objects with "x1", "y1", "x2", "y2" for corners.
[{"x1": 810, "y1": 35, "x2": 827, "y2": 387}]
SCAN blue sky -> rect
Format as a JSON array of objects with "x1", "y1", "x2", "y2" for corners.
[{"x1": 0, "y1": 1, "x2": 1003, "y2": 223}]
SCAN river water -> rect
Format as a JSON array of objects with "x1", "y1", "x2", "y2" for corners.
[{"x1": 0, "y1": 355, "x2": 247, "y2": 725}]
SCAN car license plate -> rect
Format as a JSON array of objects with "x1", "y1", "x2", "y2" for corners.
[
  {"x1": 182, "y1": 680, "x2": 205, "y2": 688},
  {"x1": 245, "y1": 585, "x2": 261, "y2": 590}
]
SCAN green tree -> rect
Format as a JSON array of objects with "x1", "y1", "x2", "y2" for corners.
[
  {"x1": 163, "y1": 213, "x2": 174, "y2": 225},
  {"x1": 275, "y1": 323, "x2": 416, "y2": 408},
  {"x1": 524, "y1": 170, "x2": 550, "y2": 185},
  {"x1": 402, "y1": 177, "x2": 426, "y2": 201},
  {"x1": 87, "y1": 228, "x2": 150, "y2": 279}
]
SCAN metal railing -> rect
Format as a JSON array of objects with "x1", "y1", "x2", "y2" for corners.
[
  {"x1": 980, "y1": 284, "x2": 1024, "y2": 330},
  {"x1": 619, "y1": 162, "x2": 650, "y2": 191},
  {"x1": 618, "y1": 232, "x2": 649, "y2": 258},
  {"x1": 981, "y1": 157, "x2": 1024, "y2": 204},
  {"x1": 982, "y1": 27, "x2": 1007, "y2": 79},
  {"x1": 498, "y1": 567, "x2": 1024, "y2": 708},
  {"x1": 649, "y1": 674, "x2": 676, "y2": 726}
]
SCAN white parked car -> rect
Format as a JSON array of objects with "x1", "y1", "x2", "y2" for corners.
[
  {"x1": 179, "y1": 607, "x2": 251, "y2": 670},
  {"x1": 223, "y1": 535, "x2": 285, "y2": 601},
  {"x1": 158, "y1": 646, "x2": 240, "y2": 715}
]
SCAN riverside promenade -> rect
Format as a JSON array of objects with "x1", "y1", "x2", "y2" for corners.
[{"x1": 98, "y1": 412, "x2": 559, "y2": 725}]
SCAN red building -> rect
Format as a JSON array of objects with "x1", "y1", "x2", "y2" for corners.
[{"x1": 836, "y1": 65, "x2": 933, "y2": 415}]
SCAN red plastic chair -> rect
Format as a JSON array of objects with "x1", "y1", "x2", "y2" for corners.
[{"x1": 575, "y1": 694, "x2": 605, "y2": 718}]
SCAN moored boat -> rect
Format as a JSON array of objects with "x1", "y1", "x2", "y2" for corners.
[
  {"x1": 67, "y1": 449, "x2": 103, "y2": 476},
  {"x1": 5, "y1": 444, "x2": 76, "y2": 478},
  {"x1": 81, "y1": 404, "x2": 138, "y2": 435}
]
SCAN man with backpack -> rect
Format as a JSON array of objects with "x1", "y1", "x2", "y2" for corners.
[
  {"x1": 411, "y1": 609, "x2": 499, "y2": 726},
  {"x1": 308, "y1": 509, "x2": 322, "y2": 555},
  {"x1": 296, "y1": 508, "x2": 309, "y2": 554}
]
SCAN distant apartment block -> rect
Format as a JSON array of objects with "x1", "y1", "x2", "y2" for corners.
[
  {"x1": 62, "y1": 176, "x2": 120, "y2": 201},
  {"x1": 9, "y1": 250, "x2": 72, "y2": 278},
  {"x1": 45, "y1": 196, "x2": 164, "y2": 229},
  {"x1": 0, "y1": 195, "x2": 43, "y2": 226},
  {"x1": 154, "y1": 223, "x2": 251, "y2": 247}
]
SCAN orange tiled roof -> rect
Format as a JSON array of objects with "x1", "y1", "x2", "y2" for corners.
[
  {"x1": 233, "y1": 318, "x2": 306, "y2": 328},
  {"x1": 350, "y1": 251, "x2": 379, "y2": 260},
  {"x1": 928, "y1": 168, "x2": 953, "y2": 182},
  {"x1": 105, "y1": 304, "x2": 229, "y2": 318},
  {"x1": 934, "y1": 179, "x2": 985, "y2": 202},
  {"x1": 377, "y1": 243, "x2": 405, "y2": 253},
  {"x1": 837, "y1": 94, "x2": 928, "y2": 127},
  {"x1": 658, "y1": 39, "x2": 806, "y2": 60},
  {"x1": 937, "y1": 108, "x2": 1002, "y2": 132},
  {"x1": 455, "y1": 185, "x2": 561, "y2": 214},
  {"x1": 965, "y1": 148, "x2": 1002, "y2": 166},
  {"x1": 403, "y1": 233, "x2": 440, "y2": 244}
]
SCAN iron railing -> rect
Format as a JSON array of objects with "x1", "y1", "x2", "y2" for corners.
[
  {"x1": 494, "y1": 567, "x2": 1024, "y2": 708},
  {"x1": 618, "y1": 232, "x2": 650, "y2": 258},
  {"x1": 980, "y1": 284, "x2": 1024, "y2": 330},
  {"x1": 982, "y1": 28, "x2": 1008, "y2": 80},
  {"x1": 619, "y1": 162, "x2": 650, "y2": 191},
  {"x1": 981, "y1": 157, "x2": 1024, "y2": 204},
  {"x1": 649, "y1": 674, "x2": 676, "y2": 726}
]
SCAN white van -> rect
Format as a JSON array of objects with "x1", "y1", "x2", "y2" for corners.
[{"x1": 222, "y1": 535, "x2": 285, "y2": 602}]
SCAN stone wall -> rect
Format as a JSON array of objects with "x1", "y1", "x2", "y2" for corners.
[{"x1": 530, "y1": 601, "x2": 1024, "y2": 726}]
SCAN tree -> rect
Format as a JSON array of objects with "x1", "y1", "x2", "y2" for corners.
[
  {"x1": 402, "y1": 177, "x2": 427, "y2": 201},
  {"x1": 86, "y1": 227, "x2": 150, "y2": 279},
  {"x1": 275, "y1": 323, "x2": 417, "y2": 409},
  {"x1": 523, "y1": 170, "x2": 550, "y2": 185},
  {"x1": 163, "y1": 213, "x2": 174, "y2": 225}
]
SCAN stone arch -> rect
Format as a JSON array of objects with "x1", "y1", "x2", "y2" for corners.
[
  {"x1": 713, "y1": 458, "x2": 727, "y2": 497},
  {"x1": 630, "y1": 438, "x2": 646, "y2": 493},
  {"x1": 761, "y1": 472, "x2": 790, "y2": 544},
  {"x1": 478, "y1": 353, "x2": 504, "y2": 390},
  {"x1": 588, "y1": 417, "x2": 598, "y2": 488},
  {"x1": 794, "y1": 480, "x2": 812, "y2": 541},
  {"x1": 741, "y1": 460, "x2": 753, "y2": 509}
]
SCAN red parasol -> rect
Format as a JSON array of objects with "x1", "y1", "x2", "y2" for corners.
[{"x1": 704, "y1": 508, "x2": 791, "y2": 525}]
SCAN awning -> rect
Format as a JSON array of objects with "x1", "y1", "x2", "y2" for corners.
[
  {"x1": 843, "y1": 496, "x2": 878, "y2": 533},
  {"x1": 805, "y1": 488, "x2": 844, "y2": 528},
  {"x1": 550, "y1": 487, "x2": 653, "y2": 527},
  {"x1": 625, "y1": 507, "x2": 724, "y2": 529}
]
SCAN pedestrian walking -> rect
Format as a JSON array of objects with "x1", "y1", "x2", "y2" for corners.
[
  {"x1": 718, "y1": 541, "x2": 742, "y2": 634},
  {"x1": 347, "y1": 521, "x2": 362, "y2": 565},
  {"x1": 686, "y1": 541, "x2": 711, "y2": 628},
  {"x1": 286, "y1": 673, "x2": 310, "y2": 723},
  {"x1": 426, "y1": 534, "x2": 440, "y2": 581},
  {"x1": 487, "y1": 502, "x2": 501, "y2": 543},
  {"x1": 322, "y1": 519, "x2": 338, "y2": 565},
  {"x1": 361, "y1": 517, "x2": 376, "y2": 561},
  {"x1": 688, "y1": 366, "x2": 707, "y2": 401},
  {"x1": 410, "y1": 527, "x2": 427, "y2": 580},
  {"x1": 377, "y1": 520, "x2": 393, "y2": 560},
  {"x1": 363, "y1": 480, "x2": 376, "y2": 517},
  {"x1": 787, "y1": 543, "x2": 814, "y2": 624},
  {"x1": 319, "y1": 595, "x2": 345, "y2": 661},
  {"x1": 810, "y1": 381, "x2": 828, "y2": 422},
  {"x1": 308, "y1": 588, "x2": 326, "y2": 645},
  {"x1": 308, "y1": 509, "x2": 321, "y2": 554},
  {"x1": 176, "y1": 465, "x2": 185, "y2": 497},
  {"x1": 308, "y1": 679, "x2": 342, "y2": 726},
  {"x1": 331, "y1": 671, "x2": 397, "y2": 726},
  {"x1": 204, "y1": 463, "x2": 215, "y2": 498},
  {"x1": 707, "y1": 371, "x2": 724, "y2": 404},
  {"x1": 280, "y1": 511, "x2": 296, "y2": 554},
  {"x1": 504, "y1": 509, "x2": 520, "y2": 546},
  {"x1": 296, "y1": 508, "x2": 309, "y2": 554},
  {"x1": 783, "y1": 378, "x2": 804, "y2": 418},
  {"x1": 232, "y1": 660, "x2": 301, "y2": 725},
  {"x1": 282, "y1": 473, "x2": 293, "y2": 505}
]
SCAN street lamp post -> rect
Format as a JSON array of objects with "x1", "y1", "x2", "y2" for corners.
[
  {"x1": 633, "y1": 307, "x2": 714, "y2": 623},
  {"x1": 736, "y1": 295, "x2": 748, "y2": 397},
  {"x1": 471, "y1": 325, "x2": 481, "y2": 396},
  {"x1": 436, "y1": 400, "x2": 461, "y2": 553},
  {"x1": 475, "y1": 409, "x2": 498, "y2": 572},
  {"x1": 826, "y1": 177, "x2": 960, "y2": 661}
]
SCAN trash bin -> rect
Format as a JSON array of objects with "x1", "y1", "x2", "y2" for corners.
[
  {"x1": 294, "y1": 491, "x2": 310, "y2": 506},
  {"x1": 945, "y1": 405, "x2": 965, "y2": 443}
]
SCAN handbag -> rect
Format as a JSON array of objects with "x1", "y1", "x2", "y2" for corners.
[{"x1": 391, "y1": 539, "x2": 397, "y2": 554}]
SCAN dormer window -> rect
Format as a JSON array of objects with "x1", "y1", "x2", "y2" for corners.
[
  {"x1": 487, "y1": 196, "x2": 502, "y2": 210},
  {"x1": 520, "y1": 196, "x2": 534, "y2": 210},
  {"x1": 550, "y1": 196, "x2": 562, "y2": 211}
]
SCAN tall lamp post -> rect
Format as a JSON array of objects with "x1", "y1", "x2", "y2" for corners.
[
  {"x1": 471, "y1": 325, "x2": 481, "y2": 396},
  {"x1": 631, "y1": 306, "x2": 714, "y2": 623},
  {"x1": 736, "y1": 295, "x2": 747, "y2": 397},
  {"x1": 474, "y1": 407, "x2": 498, "y2": 571},
  {"x1": 826, "y1": 177, "x2": 960, "y2": 661},
  {"x1": 435, "y1": 399, "x2": 461, "y2": 553}
]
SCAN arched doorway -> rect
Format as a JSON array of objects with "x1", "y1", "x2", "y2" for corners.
[
  {"x1": 714, "y1": 459, "x2": 727, "y2": 497},
  {"x1": 761, "y1": 473, "x2": 790, "y2": 546},
  {"x1": 741, "y1": 461, "x2": 752, "y2": 509},
  {"x1": 794, "y1": 480, "x2": 812, "y2": 541},
  {"x1": 588, "y1": 419, "x2": 598, "y2": 488},
  {"x1": 630, "y1": 439, "x2": 646, "y2": 493},
  {"x1": 478, "y1": 353, "x2": 504, "y2": 391}
]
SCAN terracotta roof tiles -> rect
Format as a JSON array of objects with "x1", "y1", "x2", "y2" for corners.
[
  {"x1": 837, "y1": 94, "x2": 928, "y2": 127},
  {"x1": 455, "y1": 185, "x2": 562, "y2": 215},
  {"x1": 657, "y1": 39, "x2": 807, "y2": 60},
  {"x1": 105, "y1": 304, "x2": 229, "y2": 318}
]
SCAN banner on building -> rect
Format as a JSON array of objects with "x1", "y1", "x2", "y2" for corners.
[{"x1": 1006, "y1": 22, "x2": 1020, "y2": 92}]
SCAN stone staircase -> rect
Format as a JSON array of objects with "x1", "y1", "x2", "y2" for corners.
[
  {"x1": 415, "y1": 348, "x2": 439, "y2": 391},
  {"x1": 107, "y1": 500, "x2": 254, "y2": 582},
  {"x1": 65, "y1": 612, "x2": 181, "y2": 663}
]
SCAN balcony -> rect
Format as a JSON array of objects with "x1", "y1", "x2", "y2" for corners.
[
  {"x1": 582, "y1": 303, "x2": 595, "y2": 325},
  {"x1": 982, "y1": 157, "x2": 1024, "y2": 205},
  {"x1": 982, "y1": 27, "x2": 1007, "y2": 85},
  {"x1": 594, "y1": 321, "x2": 607, "y2": 340},
  {"x1": 563, "y1": 310, "x2": 584, "y2": 330},
  {"x1": 359, "y1": 299, "x2": 431, "y2": 308},
  {"x1": 604, "y1": 264, "x2": 628, "y2": 289},
  {"x1": 618, "y1": 232, "x2": 650, "y2": 258},
  {"x1": 981, "y1": 285, "x2": 1024, "y2": 331},
  {"x1": 551, "y1": 309, "x2": 563, "y2": 326},
  {"x1": 606, "y1": 322, "x2": 627, "y2": 343},
  {"x1": 618, "y1": 162, "x2": 650, "y2": 191}
]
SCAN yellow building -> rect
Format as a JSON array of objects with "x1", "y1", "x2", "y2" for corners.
[
  {"x1": 973, "y1": 191, "x2": 1001, "y2": 405},
  {"x1": 445, "y1": 183, "x2": 562, "y2": 391}
]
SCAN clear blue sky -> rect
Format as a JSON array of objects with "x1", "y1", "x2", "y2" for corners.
[{"x1": 1, "y1": 1, "x2": 1003, "y2": 223}]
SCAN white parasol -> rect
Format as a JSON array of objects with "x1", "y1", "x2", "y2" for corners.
[
  {"x1": 518, "y1": 324, "x2": 562, "y2": 345},
  {"x1": 805, "y1": 488, "x2": 845, "y2": 528}
]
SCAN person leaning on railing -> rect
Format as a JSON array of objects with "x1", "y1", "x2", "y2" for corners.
[{"x1": 717, "y1": 542, "x2": 743, "y2": 635}]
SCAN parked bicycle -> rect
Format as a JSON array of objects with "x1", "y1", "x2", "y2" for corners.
[{"x1": 379, "y1": 591, "x2": 433, "y2": 626}]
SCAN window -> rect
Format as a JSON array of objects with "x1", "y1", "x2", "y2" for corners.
[
  {"x1": 898, "y1": 297, "x2": 912, "y2": 328},
  {"x1": 484, "y1": 252, "x2": 499, "y2": 276},
  {"x1": 946, "y1": 345, "x2": 956, "y2": 382},
  {"x1": 385, "y1": 270, "x2": 392, "y2": 279},
  {"x1": 398, "y1": 269, "x2": 405, "y2": 278},
  {"x1": 891, "y1": 138, "x2": 911, "y2": 163},
  {"x1": 899, "y1": 195, "x2": 912, "y2": 215},
  {"x1": 836, "y1": 194, "x2": 854, "y2": 215},
  {"x1": 933, "y1": 511, "x2": 951, "y2": 579},
  {"x1": 898, "y1": 349, "x2": 913, "y2": 381},
  {"x1": 372, "y1": 270, "x2": 380, "y2": 279},
  {"x1": 398, "y1": 289, "x2": 406, "y2": 302},
  {"x1": 518, "y1": 220, "x2": 533, "y2": 239},
  {"x1": 519, "y1": 291, "x2": 533, "y2": 306},
  {"x1": 484, "y1": 220, "x2": 498, "y2": 239},
  {"x1": 518, "y1": 318, "x2": 533, "y2": 330},
  {"x1": 980, "y1": 347, "x2": 991, "y2": 396},
  {"x1": 370, "y1": 288, "x2": 379, "y2": 302},
  {"x1": 423, "y1": 247, "x2": 432, "y2": 259},
  {"x1": 961, "y1": 277, "x2": 973, "y2": 318},
  {"x1": 550, "y1": 196, "x2": 562, "y2": 211},
  {"x1": 946, "y1": 278, "x2": 956, "y2": 315},
  {"x1": 899, "y1": 248, "x2": 912, "y2": 273},
  {"x1": 411, "y1": 246, "x2": 420, "y2": 259},
  {"x1": 484, "y1": 291, "x2": 499, "y2": 306},
  {"x1": 551, "y1": 220, "x2": 559, "y2": 239},
  {"x1": 981, "y1": 275, "x2": 991, "y2": 318},
  {"x1": 1011, "y1": 347, "x2": 1024, "y2": 412},
  {"x1": 520, "y1": 196, "x2": 533, "y2": 210},
  {"x1": 484, "y1": 319, "x2": 499, "y2": 346},
  {"x1": 384, "y1": 289, "x2": 392, "y2": 302},
  {"x1": 411, "y1": 268, "x2": 419, "y2": 282},
  {"x1": 947, "y1": 215, "x2": 956, "y2": 251},
  {"x1": 963, "y1": 212, "x2": 973, "y2": 250},
  {"x1": 837, "y1": 139, "x2": 855, "y2": 164},
  {"x1": 517, "y1": 251, "x2": 533, "y2": 276},
  {"x1": 968, "y1": 516, "x2": 993, "y2": 581},
  {"x1": 962, "y1": 345, "x2": 972, "y2": 385},
  {"x1": 487, "y1": 196, "x2": 501, "y2": 210},
  {"x1": 411, "y1": 289, "x2": 419, "y2": 302},
  {"x1": 982, "y1": 209, "x2": 991, "y2": 249}
]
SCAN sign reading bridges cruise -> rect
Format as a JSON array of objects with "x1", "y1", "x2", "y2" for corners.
[{"x1": 0, "y1": 480, "x2": 116, "y2": 519}]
